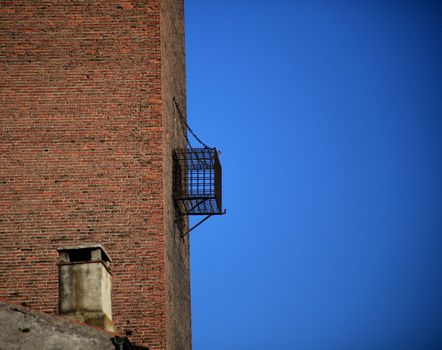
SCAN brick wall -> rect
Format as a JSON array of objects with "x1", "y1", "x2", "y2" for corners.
[
  {"x1": 0, "y1": 1, "x2": 190, "y2": 349},
  {"x1": 160, "y1": 0, "x2": 192, "y2": 348}
]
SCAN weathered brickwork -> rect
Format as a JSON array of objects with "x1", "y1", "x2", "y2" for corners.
[
  {"x1": 0, "y1": 1, "x2": 190, "y2": 349},
  {"x1": 160, "y1": 0, "x2": 191, "y2": 348}
]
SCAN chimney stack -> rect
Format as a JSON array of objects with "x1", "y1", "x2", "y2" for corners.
[{"x1": 57, "y1": 245, "x2": 113, "y2": 332}]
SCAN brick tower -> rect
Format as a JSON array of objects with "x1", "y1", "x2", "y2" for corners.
[{"x1": 0, "y1": 1, "x2": 190, "y2": 349}]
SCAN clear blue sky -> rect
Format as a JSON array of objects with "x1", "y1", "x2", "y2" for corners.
[{"x1": 184, "y1": 1, "x2": 442, "y2": 349}]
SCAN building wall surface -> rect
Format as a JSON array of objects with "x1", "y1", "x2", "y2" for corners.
[
  {"x1": 160, "y1": 0, "x2": 192, "y2": 348},
  {"x1": 0, "y1": 1, "x2": 190, "y2": 349}
]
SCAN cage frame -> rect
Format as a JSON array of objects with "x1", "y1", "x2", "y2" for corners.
[{"x1": 173, "y1": 147, "x2": 225, "y2": 236}]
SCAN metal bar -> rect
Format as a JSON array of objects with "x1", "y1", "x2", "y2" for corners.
[
  {"x1": 179, "y1": 197, "x2": 214, "y2": 200},
  {"x1": 182, "y1": 198, "x2": 207, "y2": 216},
  {"x1": 181, "y1": 215, "x2": 212, "y2": 238},
  {"x1": 185, "y1": 209, "x2": 226, "y2": 216}
]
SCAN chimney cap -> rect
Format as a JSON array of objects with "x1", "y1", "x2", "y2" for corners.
[{"x1": 57, "y1": 244, "x2": 112, "y2": 263}]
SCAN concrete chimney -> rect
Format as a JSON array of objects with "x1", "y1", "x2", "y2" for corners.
[{"x1": 57, "y1": 244, "x2": 113, "y2": 332}]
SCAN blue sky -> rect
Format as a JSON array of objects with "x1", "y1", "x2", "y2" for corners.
[{"x1": 184, "y1": 1, "x2": 442, "y2": 349}]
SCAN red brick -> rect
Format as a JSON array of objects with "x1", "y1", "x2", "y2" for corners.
[{"x1": 0, "y1": 1, "x2": 190, "y2": 349}]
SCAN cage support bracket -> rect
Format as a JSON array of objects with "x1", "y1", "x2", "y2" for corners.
[
  {"x1": 181, "y1": 215, "x2": 212, "y2": 238},
  {"x1": 181, "y1": 199, "x2": 207, "y2": 217},
  {"x1": 179, "y1": 209, "x2": 226, "y2": 238}
]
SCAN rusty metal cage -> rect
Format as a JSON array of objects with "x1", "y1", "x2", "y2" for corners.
[{"x1": 173, "y1": 147, "x2": 223, "y2": 216}]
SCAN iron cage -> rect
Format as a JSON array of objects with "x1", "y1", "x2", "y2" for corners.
[{"x1": 173, "y1": 147, "x2": 223, "y2": 217}]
